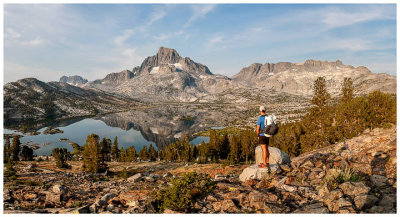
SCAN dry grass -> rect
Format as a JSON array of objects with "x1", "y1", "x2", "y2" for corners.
[{"x1": 16, "y1": 160, "x2": 248, "y2": 179}]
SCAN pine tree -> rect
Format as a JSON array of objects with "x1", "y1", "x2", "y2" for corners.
[
  {"x1": 208, "y1": 130, "x2": 219, "y2": 162},
  {"x1": 4, "y1": 135, "x2": 11, "y2": 163},
  {"x1": 366, "y1": 90, "x2": 396, "y2": 129},
  {"x1": 99, "y1": 137, "x2": 112, "y2": 162},
  {"x1": 341, "y1": 77, "x2": 354, "y2": 103},
  {"x1": 71, "y1": 143, "x2": 83, "y2": 161},
  {"x1": 158, "y1": 149, "x2": 164, "y2": 161},
  {"x1": 198, "y1": 141, "x2": 208, "y2": 163},
  {"x1": 220, "y1": 132, "x2": 229, "y2": 160},
  {"x1": 311, "y1": 76, "x2": 331, "y2": 112},
  {"x1": 164, "y1": 143, "x2": 174, "y2": 161},
  {"x1": 10, "y1": 135, "x2": 21, "y2": 162},
  {"x1": 126, "y1": 146, "x2": 137, "y2": 162},
  {"x1": 148, "y1": 144, "x2": 158, "y2": 161},
  {"x1": 20, "y1": 145, "x2": 34, "y2": 161},
  {"x1": 52, "y1": 148, "x2": 71, "y2": 169},
  {"x1": 228, "y1": 135, "x2": 240, "y2": 164},
  {"x1": 139, "y1": 145, "x2": 148, "y2": 161},
  {"x1": 83, "y1": 134, "x2": 108, "y2": 173},
  {"x1": 111, "y1": 136, "x2": 120, "y2": 161},
  {"x1": 118, "y1": 147, "x2": 127, "y2": 162},
  {"x1": 240, "y1": 131, "x2": 252, "y2": 163},
  {"x1": 182, "y1": 135, "x2": 191, "y2": 162}
]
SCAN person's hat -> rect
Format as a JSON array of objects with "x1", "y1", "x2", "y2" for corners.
[{"x1": 259, "y1": 106, "x2": 266, "y2": 112}]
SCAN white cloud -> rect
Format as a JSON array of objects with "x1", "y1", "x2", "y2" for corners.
[
  {"x1": 321, "y1": 5, "x2": 395, "y2": 29},
  {"x1": 20, "y1": 36, "x2": 45, "y2": 46},
  {"x1": 329, "y1": 38, "x2": 372, "y2": 51},
  {"x1": 112, "y1": 6, "x2": 168, "y2": 46},
  {"x1": 184, "y1": 4, "x2": 216, "y2": 28},
  {"x1": 252, "y1": 27, "x2": 267, "y2": 33},
  {"x1": 148, "y1": 7, "x2": 167, "y2": 26},
  {"x1": 209, "y1": 36, "x2": 223, "y2": 44},
  {"x1": 207, "y1": 35, "x2": 224, "y2": 48},
  {"x1": 114, "y1": 29, "x2": 134, "y2": 46},
  {"x1": 5, "y1": 27, "x2": 21, "y2": 39}
]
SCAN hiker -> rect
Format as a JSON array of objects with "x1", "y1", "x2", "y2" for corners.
[{"x1": 256, "y1": 106, "x2": 270, "y2": 168}]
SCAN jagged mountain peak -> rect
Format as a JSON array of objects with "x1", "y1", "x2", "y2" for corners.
[
  {"x1": 139, "y1": 46, "x2": 182, "y2": 73},
  {"x1": 101, "y1": 69, "x2": 134, "y2": 85},
  {"x1": 156, "y1": 46, "x2": 181, "y2": 63},
  {"x1": 137, "y1": 47, "x2": 212, "y2": 76},
  {"x1": 59, "y1": 75, "x2": 88, "y2": 86},
  {"x1": 232, "y1": 59, "x2": 395, "y2": 96}
]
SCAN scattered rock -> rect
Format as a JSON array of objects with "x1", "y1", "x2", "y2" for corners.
[
  {"x1": 339, "y1": 182, "x2": 370, "y2": 198},
  {"x1": 145, "y1": 177, "x2": 155, "y2": 182},
  {"x1": 327, "y1": 197, "x2": 353, "y2": 212},
  {"x1": 127, "y1": 173, "x2": 143, "y2": 183},
  {"x1": 255, "y1": 146, "x2": 291, "y2": 165},
  {"x1": 281, "y1": 184, "x2": 297, "y2": 192},
  {"x1": 212, "y1": 199, "x2": 239, "y2": 213},
  {"x1": 320, "y1": 189, "x2": 343, "y2": 204},
  {"x1": 255, "y1": 180, "x2": 269, "y2": 189},
  {"x1": 317, "y1": 183, "x2": 329, "y2": 199},
  {"x1": 366, "y1": 205, "x2": 390, "y2": 213},
  {"x1": 293, "y1": 202, "x2": 329, "y2": 213},
  {"x1": 163, "y1": 208, "x2": 182, "y2": 214},
  {"x1": 242, "y1": 179, "x2": 259, "y2": 187},
  {"x1": 300, "y1": 160, "x2": 314, "y2": 168},
  {"x1": 370, "y1": 175, "x2": 387, "y2": 187},
  {"x1": 337, "y1": 206, "x2": 357, "y2": 213},
  {"x1": 378, "y1": 194, "x2": 396, "y2": 209},
  {"x1": 274, "y1": 177, "x2": 287, "y2": 188},
  {"x1": 206, "y1": 195, "x2": 219, "y2": 202},
  {"x1": 69, "y1": 205, "x2": 91, "y2": 214},
  {"x1": 279, "y1": 164, "x2": 291, "y2": 172},
  {"x1": 214, "y1": 174, "x2": 228, "y2": 181},
  {"x1": 45, "y1": 192, "x2": 62, "y2": 204},
  {"x1": 163, "y1": 172, "x2": 173, "y2": 178},
  {"x1": 52, "y1": 185, "x2": 66, "y2": 194},
  {"x1": 239, "y1": 164, "x2": 282, "y2": 182},
  {"x1": 95, "y1": 193, "x2": 116, "y2": 207},
  {"x1": 354, "y1": 194, "x2": 379, "y2": 210},
  {"x1": 24, "y1": 193, "x2": 38, "y2": 200}
]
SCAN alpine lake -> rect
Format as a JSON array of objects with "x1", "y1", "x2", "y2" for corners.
[{"x1": 4, "y1": 104, "x2": 254, "y2": 156}]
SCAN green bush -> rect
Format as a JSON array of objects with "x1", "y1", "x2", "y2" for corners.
[
  {"x1": 120, "y1": 168, "x2": 128, "y2": 180},
  {"x1": 24, "y1": 179, "x2": 39, "y2": 186},
  {"x1": 324, "y1": 167, "x2": 360, "y2": 190},
  {"x1": 71, "y1": 201, "x2": 84, "y2": 208},
  {"x1": 4, "y1": 163, "x2": 17, "y2": 178},
  {"x1": 152, "y1": 172, "x2": 216, "y2": 213}
]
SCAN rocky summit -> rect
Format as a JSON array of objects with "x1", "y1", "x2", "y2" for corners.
[
  {"x1": 232, "y1": 59, "x2": 396, "y2": 96},
  {"x1": 54, "y1": 46, "x2": 396, "y2": 103},
  {"x1": 59, "y1": 75, "x2": 88, "y2": 86},
  {"x1": 3, "y1": 126, "x2": 396, "y2": 214},
  {"x1": 81, "y1": 46, "x2": 237, "y2": 102}
]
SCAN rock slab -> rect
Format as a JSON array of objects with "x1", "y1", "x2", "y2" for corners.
[
  {"x1": 239, "y1": 164, "x2": 282, "y2": 182},
  {"x1": 255, "y1": 146, "x2": 291, "y2": 165}
]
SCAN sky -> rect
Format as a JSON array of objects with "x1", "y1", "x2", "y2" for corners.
[{"x1": 3, "y1": 4, "x2": 397, "y2": 83}]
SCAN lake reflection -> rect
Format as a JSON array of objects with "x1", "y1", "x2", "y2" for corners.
[{"x1": 3, "y1": 104, "x2": 237, "y2": 156}]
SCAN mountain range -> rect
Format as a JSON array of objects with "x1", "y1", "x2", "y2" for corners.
[
  {"x1": 60, "y1": 46, "x2": 396, "y2": 101},
  {"x1": 4, "y1": 46, "x2": 396, "y2": 124}
]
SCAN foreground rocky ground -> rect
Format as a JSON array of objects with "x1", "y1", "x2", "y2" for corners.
[{"x1": 3, "y1": 126, "x2": 396, "y2": 214}]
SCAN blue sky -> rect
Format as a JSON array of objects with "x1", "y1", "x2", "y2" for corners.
[{"x1": 4, "y1": 4, "x2": 397, "y2": 83}]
